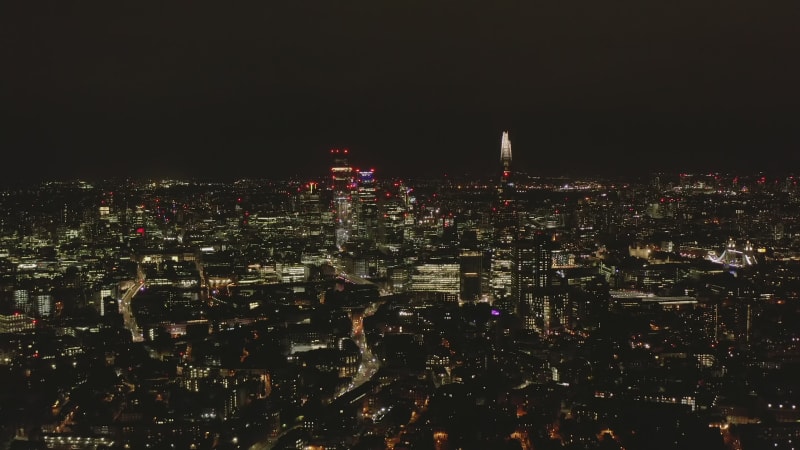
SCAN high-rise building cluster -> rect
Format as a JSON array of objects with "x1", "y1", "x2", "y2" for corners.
[{"x1": 0, "y1": 136, "x2": 799, "y2": 449}]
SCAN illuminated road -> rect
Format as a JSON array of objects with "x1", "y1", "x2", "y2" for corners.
[
  {"x1": 119, "y1": 280, "x2": 145, "y2": 342},
  {"x1": 250, "y1": 297, "x2": 384, "y2": 450},
  {"x1": 336, "y1": 299, "x2": 383, "y2": 398},
  {"x1": 337, "y1": 271, "x2": 377, "y2": 286}
]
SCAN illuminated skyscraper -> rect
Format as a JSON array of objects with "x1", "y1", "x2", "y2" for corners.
[
  {"x1": 298, "y1": 180, "x2": 326, "y2": 242},
  {"x1": 500, "y1": 130, "x2": 512, "y2": 185},
  {"x1": 459, "y1": 250, "x2": 489, "y2": 302},
  {"x1": 355, "y1": 168, "x2": 378, "y2": 241},
  {"x1": 497, "y1": 130, "x2": 517, "y2": 208},
  {"x1": 330, "y1": 148, "x2": 355, "y2": 249},
  {"x1": 493, "y1": 130, "x2": 519, "y2": 284},
  {"x1": 511, "y1": 234, "x2": 552, "y2": 303},
  {"x1": 512, "y1": 233, "x2": 558, "y2": 332},
  {"x1": 378, "y1": 180, "x2": 411, "y2": 247}
]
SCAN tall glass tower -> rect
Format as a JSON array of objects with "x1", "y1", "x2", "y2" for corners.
[
  {"x1": 498, "y1": 130, "x2": 516, "y2": 206},
  {"x1": 500, "y1": 131, "x2": 512, "y2": 185},
  {"x1": 512, "y1": 233, "x2": 555, "y2": 331},
  {"x1": 355, "y1": 168, "x2": 377, "y2": 241},
  {"x1": 330, "y1": 148, "x2": 354, "y2": 249}
]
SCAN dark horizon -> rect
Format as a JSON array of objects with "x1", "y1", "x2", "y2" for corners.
[{"x1": 1, "y1": 1, "x2": 798, "y2": 184}]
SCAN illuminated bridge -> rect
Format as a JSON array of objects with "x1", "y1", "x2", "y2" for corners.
[{"x1": 708, "y1": 238, "x2": 758, "y2": 268}]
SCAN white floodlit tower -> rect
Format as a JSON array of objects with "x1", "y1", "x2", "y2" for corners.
[{"x1": 500, "y1": 131, "x2": 512, "y2": 172}]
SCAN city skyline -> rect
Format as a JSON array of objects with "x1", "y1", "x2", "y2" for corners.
[
  {"x1": 0, "y1": 167, "x2": 799, "y2": 449},
  {"x1": 1, "y1": 1, "x2": 798, "y2": 184}
]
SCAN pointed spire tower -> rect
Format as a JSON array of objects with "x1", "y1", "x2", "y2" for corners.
[{"x1": 500, "y1": 130, "x2": 512, "y2": 184}]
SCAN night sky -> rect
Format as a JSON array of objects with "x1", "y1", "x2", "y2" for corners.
[{"x1": 1, "y1": 0, "x2": 798, "y2": 183}]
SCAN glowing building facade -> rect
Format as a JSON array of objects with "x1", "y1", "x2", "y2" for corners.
[
  {"x1": 330, "y1": 148, "x2": 355, "y2": 249},
  {"x1": 355, "y1": 168, "x2": 378, "y2": 241},
  {"x1": 500, "y1": 130, "x2": 512, "y2": 185},
  {"x1": 378, "y1": 180, "x2": 411, "y2": 247},
  {"x1": 512, "y1": 234, "x2": 561, "y2": 332}
]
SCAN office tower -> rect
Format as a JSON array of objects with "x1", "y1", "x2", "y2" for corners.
[
  {"x1": 500, "y1": 130, "x2": 512, "y2": 182},
  {"x1": 494, "y1": 130, "x2": 519, "y2": 243},
  {"x1": 409, "y1": 262, "x2": 460, "y2": 301},
  {"x1": 512, "y1": 233, "x2": 559, "y2": 332},
  {"x1": 298, "y1": 180, "x2": 325, "y2": 237},
  {"x1": 330, "y1": 148, "x2": 355, "y2": 249},
  {"x1": 511, "y1": 234, "x2": 552, "y2": 301},
  {"x1": 36, "y1": 293, "x2": 52, "y2": 317},
  {"x1": 378, "y1": 180, "x2": 409, "y2": 247},
  {"x1": 0, "y1": 313, "x2": 35, "y2": 333},
  {"x1": 14, "y1": 289, "x2": 29, "y2": 313},
  {"x1": 459, "y1": 250, "x2": 489, "y2": 302},
  {"x1": 297, "y1": 180, "x2": 334, "y2": 250},
  {"x1": 355, "y1": 168, "x2": 378, "y2": 241},
  {"x1": 717, "y1": 298, "x2": 754, "y2": 345},
  {"x1": 499, "y1": 130, "x2": 516, "y2": 201}
]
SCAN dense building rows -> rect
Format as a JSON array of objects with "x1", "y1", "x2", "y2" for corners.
[{"x1": 0, "y1": 168, "x2": 799, "y2": 449}]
